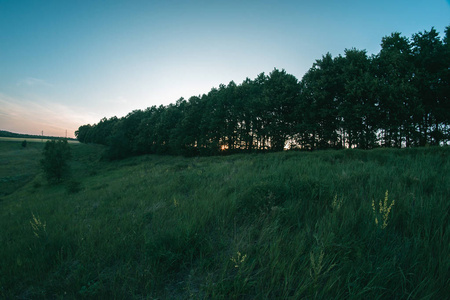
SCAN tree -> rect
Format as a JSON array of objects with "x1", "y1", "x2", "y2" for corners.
[
  {"x1": 339, "y1": 49, "x2": 378, "y2": 149},
  {"x1": 374, "y1": 32, "x2": 416, "y2": 147},
  {"x1": 298, "y1": 53, "x2": 343, "y2": 149},
  {"x1": 75, "y1": 124, "x2": 92, "y2": 143},
  {"x1": 41, "y1": 139, "x2": 71, "y2": 183},
  {"x1": 441, "y1": 26, "x2": 450, "y2": 144},
  {"x1": 104, "y1": 120, "x2": 132, "y2": 160},
  {"x1": 263, "y1": 68, "x2": 300, "y2": 151},
  {"x1": 74, "y1": 25, "x2": 449, "y2": 154},
  {"x1": 411, "y1": 27, "x2": 447, "y2": 146}
]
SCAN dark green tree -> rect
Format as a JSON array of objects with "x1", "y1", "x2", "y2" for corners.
[
  {"x1": 234, "y1": 78, "x2": 257, "y2": 151},
  {"x1": 263, "y1": 68, "x2": 300, "y2": 151},
  {"x1": 75, "y1": 25, "x2": 450, "y2": 155},
  {"x1": 134, "y1": 106, "x2": 157, "y2": 154},
  {"x1": 240, "y1": 73, "x2": 268, "y2": 151},
  {"x1": 41, "y1": 139, "x2": 72, "y2": 183},
  {"x1": 298, "y1": 53, "x2": 343, "y2": 149},
  {"x1": 176, "y1": 96, "x2": 206, "y2": 156},
  {"x1": 374, "y1": 32, "x2": 416, "y2": 147},
  {"x1": 75, "y1": 124, "x2": 92, "y2": 143},
  {"x1": 411, "y1": 27, "x2": 447, "y2": 145},
  {"x1": 104, "y1": 119, "x2": 132, "y2": 160},
  {"x1": 338, "y1": 49, "x2": 378, "y2": 149},
  {"x1": 441, "y1": 26, "x2": 450, "y2": 144}
]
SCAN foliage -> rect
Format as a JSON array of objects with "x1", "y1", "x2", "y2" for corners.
[
  {"x1": 76, "y1": 26, "x2": 450, "y2": 158},
  {"x1": 372, "y1": 190, "x2": 395, "y2": 229},
  {"x1": 1, "y1": 141, "x2": 449, "y2": 299},
  {"x1": 40, "y1": 139, "x2": 72, "y2": 183}
]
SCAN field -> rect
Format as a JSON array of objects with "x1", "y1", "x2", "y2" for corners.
[
  {"x1": 0, "y1": 139, "x2": 78, "y2": 196},
  {"x1": 0, "y1": 140, "x2": 449, "y2": 299},
  {"x1": 0, "y1": 137, "x2": 79, "y2": 143}
]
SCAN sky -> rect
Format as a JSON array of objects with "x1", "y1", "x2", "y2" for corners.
[{"x1": 1, "y1": 0, "x2": 449, "y2": 138}]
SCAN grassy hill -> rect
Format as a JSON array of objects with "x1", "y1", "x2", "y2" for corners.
[
  {"x1": 0, "y1": 140, "x2": 449, "y2": 299},
  {"x1": 0, "y1": 140, "x2": 44, "y2": 197}
]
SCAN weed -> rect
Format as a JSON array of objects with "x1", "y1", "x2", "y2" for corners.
[
  {"x1": 309, "y1": 238, "x2": 336, "y2": 287},
  {"x1": 230, "y1": 251, "x2": 247, "y2": 268},
  {"x1": 30, "y1": 213, "x2": 47, "y2": 239},
  {"x1": 372, "y1": 190, "x2": 395, "y2": 229},
  {"x1": 309, "y1": 249, "x2": 325, "y2": 283},
  {"x1": 332, "y1": 194, "x2": 343, "y2": 211}
]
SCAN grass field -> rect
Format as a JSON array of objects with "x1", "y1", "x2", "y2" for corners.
[
  {"x1": 0, "y1": 140, "x2": 44, "y2": 197},
  {"x1": 0, "y1": 137, "x2": 79, "y2": 143},
  {"x1": 0, "y1": 140, "x2": 449, "y2": 299}
]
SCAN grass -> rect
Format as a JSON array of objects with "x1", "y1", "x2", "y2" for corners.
[
  {"x1": 0, "y1": 137, "x2": 79, "y2": 143},
  {"x1": 0, "y1": 140, "x2": 449, "y2": 299},
  {"x1": 0, "y1": 140, "x2": 44, "y2": 197}
]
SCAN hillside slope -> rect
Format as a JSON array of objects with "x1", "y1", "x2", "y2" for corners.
[{"x1": 1, "y1": 142, "x2": 449, "y2": 299}]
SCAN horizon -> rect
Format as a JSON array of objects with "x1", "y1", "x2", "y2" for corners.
[
  {"x1": 0, "y1": 129, "x2": 75, "y2": 139},
  {"x1": 1, "y1": 0, "x2": 449, "y2": 138}
]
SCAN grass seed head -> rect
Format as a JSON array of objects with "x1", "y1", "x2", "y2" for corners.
[{"x1": 372, "y1": 190, "x2": 395, "y2": 229}]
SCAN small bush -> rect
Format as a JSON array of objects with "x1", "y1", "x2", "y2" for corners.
[{"x1": 41, "y1": 139, "x2": 71, "y2": 183}]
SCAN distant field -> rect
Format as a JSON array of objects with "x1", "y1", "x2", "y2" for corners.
[
  {"x1": 0, "y1": 143, "x2": 449, "y2": 299},
  {"x1": 0, "y1": 137, "x2": 79, "y2": 143}
]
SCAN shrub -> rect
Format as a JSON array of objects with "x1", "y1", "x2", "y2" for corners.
[{"x1": 41, "y1": 139, "x2": 71, "y2": 183}]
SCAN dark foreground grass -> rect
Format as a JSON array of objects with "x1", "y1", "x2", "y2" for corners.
[{"x1": 0, "y1": 141, "x2": 449, "y2": 299}]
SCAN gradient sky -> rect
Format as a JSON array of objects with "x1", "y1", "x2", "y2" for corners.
[{"x1": 1, "y1": 0, "x2": 449, "y2": 138}]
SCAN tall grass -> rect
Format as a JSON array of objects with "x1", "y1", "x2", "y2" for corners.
[{"x1": 0, "y1": 142, "x2": 448, "y2": 299}]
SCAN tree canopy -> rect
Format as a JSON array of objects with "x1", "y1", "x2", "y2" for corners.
[{"x1": 76, "y1": 26, "x2": 450, "y2": 158}]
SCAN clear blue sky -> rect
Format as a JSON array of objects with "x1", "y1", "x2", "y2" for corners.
[{"x1": 1, "y1": 0, "x2": 449, "y2": 137}]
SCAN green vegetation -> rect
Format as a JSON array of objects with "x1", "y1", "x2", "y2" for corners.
[
  {"x1": 41, "y1": 139, "x2": 72, "y2": 183},
  {"x1": 1, "y1": 140, "x2": 449, "y2": 299},
  {"x1": 76, "y1": 26, "x2": 450, "y2": 157},
  {"x1": 0, "y1": 140, "x2": 44, "y2": 197},
  {"x1": 0, "y1": 130, "x2": 77, "y2": 142}
]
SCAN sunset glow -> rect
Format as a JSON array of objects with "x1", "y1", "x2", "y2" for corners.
[{"x1": 1, "y1": 1, "x2": 449, "y2": 138}]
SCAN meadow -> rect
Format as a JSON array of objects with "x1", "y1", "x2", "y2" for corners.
[{"x1": 0, "y1": 140, "x2": 449, "y2": 299}]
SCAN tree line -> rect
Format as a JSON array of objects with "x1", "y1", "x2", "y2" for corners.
[{"x1": 76, "y1": 27, "x2": 450, "y2": 158}]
